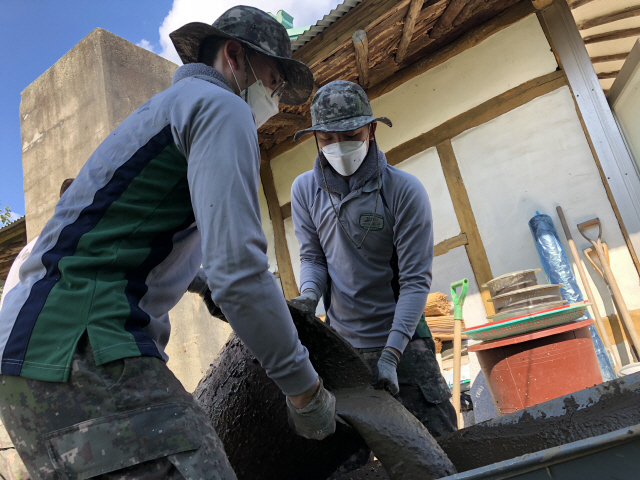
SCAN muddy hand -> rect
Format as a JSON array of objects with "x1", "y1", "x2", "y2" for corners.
[
  {"x1": 289, "y1": 289, "x2": 320, "y2": 314},
  {"x1": 187, "y1": 268, "x2": 228, "y2": 322},
  {"x1": 286, "y1": 378, "x2": 336, "y2": 440},
  {"x1": 372, "y1": 348, "x2": 400, "y2": 396}
]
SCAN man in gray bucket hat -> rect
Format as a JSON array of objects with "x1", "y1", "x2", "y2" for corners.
[
  {"x1": 0, "y1": 6, "x2": 334, "y2": 479},
  {"x1": 290, "y1": 80, "x2": 457, "y2": 474}
]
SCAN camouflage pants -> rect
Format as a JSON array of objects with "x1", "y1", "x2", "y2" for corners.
[
  {"x1": 0, "y1": 334, "x2": 237, "y2": 480},
  {"x1": 330, "y1": 337, "x2": 457, "y2": 478}
]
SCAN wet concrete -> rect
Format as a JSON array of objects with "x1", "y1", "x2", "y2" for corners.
[
  {"x1": 336, "y1": 389, "x2": 456, "y2": 479},
  {"x1": 194, "y1": 304, "x2": 455, "y2": 480},
  {"x1": 437, "y1": 371, "x2": 640, "y2": 472}
]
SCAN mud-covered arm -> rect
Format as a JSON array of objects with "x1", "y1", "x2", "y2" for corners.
[
  {"x1": 291, "y1": 175, "x2": 328, "y2": 299},
  {"x1": 172, "y1": 84, "x2": 318, "y2": 396},
  {"x1": 386, "y1": 176, "x2": 433, "y2": 353}
]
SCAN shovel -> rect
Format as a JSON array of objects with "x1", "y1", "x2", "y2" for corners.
[
  {"x1": 450, "y1": 278, "x2": 468, "y2": 427},
  {"x1": 577, "y1": 218, "x2": 640, "y2": 361}
]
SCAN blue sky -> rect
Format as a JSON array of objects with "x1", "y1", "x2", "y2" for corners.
[{"x1": 0, "y1": 0, "x2": 340, "y2": 219}]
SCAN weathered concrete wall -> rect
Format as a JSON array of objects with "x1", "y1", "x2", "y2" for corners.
[{"x1": 20, "y1": 28, "x2": 177, "y2": 241}]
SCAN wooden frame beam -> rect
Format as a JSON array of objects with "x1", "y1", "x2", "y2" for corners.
[
  {"x1": 430, "y1": 0, "x2": 468, "y2": 39},
  {"x1": 385, "y1": 70, "x2": 566, "y2": 166},
  {"x1": 583, "y1": 27, "x2": 640, "y2": 45},
  {"x1": 352, "y1": 30, "x2": 371, "y2": 89},
  {"x1": 437, "y1": 140, "x2": 494, "y2": 316},
  {"x1": 259, "y1": 149, "x2": 300, "y2": 300},
  {"x1": 577, "y1": 6, "x2": 640, "y2": 31},
  {"x1": 434, "y1": 232, "x2": 468, "y2": 256},
  {"x1": 396, "y1": 0, "x2": 425, "y2": 63},
  {"x1": 568, "y1": 0, "x2": 597, "y2": 9},
  {"x1": 597, "y1": 70, "x2": 620, "y2": 80},
  {"x1": 591, "y1": 52, "x2": 629, "y2": 64}
]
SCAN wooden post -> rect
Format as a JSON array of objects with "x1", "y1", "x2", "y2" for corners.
[
  {"x1": 259, "y1": 148, "x2": 300, "y2": 300},
  {"x1": 437, "y1": 140, "x2": 495, "y2": 316},
  {"x1": 396, "y1": 0, "x2": 424, "y2": 63},
  {"x1": 352, "y1": 30, "x2": 370, "y2": 89}
]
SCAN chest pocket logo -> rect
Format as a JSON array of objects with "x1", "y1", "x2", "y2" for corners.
[{"x1": 359, "y1": 213, "x2": 384, "y2": 231}]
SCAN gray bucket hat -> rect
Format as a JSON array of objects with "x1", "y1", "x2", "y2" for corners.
[
  {"x1": 294, "y1": 80, "x2": 392, "y2": 141},
  {"x1": 169, "y1": 6, "x2": 314, "y2": 106}
]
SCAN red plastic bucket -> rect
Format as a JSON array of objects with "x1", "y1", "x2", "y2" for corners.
[{"x1": 468, "y1": 319, "x2": 602, "y2": 415}]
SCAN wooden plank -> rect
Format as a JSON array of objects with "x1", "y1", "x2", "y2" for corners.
[
  {"x1": 583, "y1": 27, "x2": 640, "y2": 45},
  {"x1": 396, "y1": 0, "x2": 426, "y2": 63},
  {"x1": 267, "y1": 0, "x2": 535, "y2": 161},
  {"x1": 597, "y1": 70, "x2": 619, "y2": 80},
  {"x1": 259, "y1": 149, "x2": 300, "y2": 300},
  {"x1": 577, "y1": 5, "x2": 640, "y2": 31},
  {"x1": 352, "y1": 30, "x2": 370, "y2": 89},
  {"x1": 602, "y1": 309, "x2": 640, "y2": 364},
  {"x1": 591, "y1": 52, "x2": 629, "y2": 64},
  {"x1": 437, "y1": 140, "x2": 494, "y2": 316},
  {"x1": 434, "y1": 232, "x2": 468, "y2": 257},
  {"x1": 386, "y1": 71, "x2": 566, "y2": 167},
  {"x1": 263, "y1": 112, "x2": 308, "y2": 128}
]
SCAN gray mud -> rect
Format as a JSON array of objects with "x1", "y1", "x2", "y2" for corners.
[
  {"x1": 195, "y1": 304, "x2": 455, "y2": 480},
  {"x1": 336, "y1": 388, "x2": 456, "y2": 479},
  {"x1": 334, "y1": 461, "x2": 389, "y2": 479},
  {"x1": 438, "y1": 372, "x2": 640, "y2": 472}
]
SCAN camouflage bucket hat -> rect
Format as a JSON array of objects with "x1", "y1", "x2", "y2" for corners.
[
  {"x1": 169, "y1": 5, "x2": 313, "y2": 106},
  {"x1": 294, "y1": 80, "x2": 392, "y2": 141}
]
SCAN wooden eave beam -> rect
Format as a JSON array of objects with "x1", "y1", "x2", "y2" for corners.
[
  {"x1": 352, "y1": 30, "x2": 371, "y2": 88},
  {"x1": 263, "y1": 112, "x2": 307, "y2": 128},
  {"x1": 582, "y1": 27, "x2": 640, "y2": 45},
  {"x1": 577, "y1": 6, "x2": 640, "y2": 31},
  {"x1": 591, "y1": 52, "x2": 629, "y2": 64},
  {"x1": 396, "y1": 0, "x2": 426, "y2": 63},
  {"x1": 568, "y1": 0, "x2": 597, "y2": 9},
  {"x1": 430, "y1": 0, "x2": 468, "y2": 40}
]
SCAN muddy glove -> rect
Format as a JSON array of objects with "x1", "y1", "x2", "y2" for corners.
[
  {"x1": 289, "y1": 289, "x2": 319, "y2": 314},
  {"x1": 187, "y1": 269, "x2": 228, "y2": 322},
  {"x1": 286, "y1": 379, "x2": 336, "y2": 440},
  {"x1": 372, "y1": 348, "x2": 400, "y2": 396}
]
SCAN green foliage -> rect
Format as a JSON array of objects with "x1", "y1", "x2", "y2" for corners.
[{"x1": 0, "y1": 204, "x2": 13, "y2": 226}]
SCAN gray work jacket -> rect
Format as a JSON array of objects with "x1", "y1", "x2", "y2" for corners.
[{"x1": 291, "y1": 147, "x2": 434, "y2": 352}]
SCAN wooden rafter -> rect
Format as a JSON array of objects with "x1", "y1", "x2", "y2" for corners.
[
  {"x1": 577, "y1": 5, "x2": 640, "y2": 31},
  {"x1": 591, "y1": 52, "x2": 629, "y2": 64},
  {"x1": 352, "y1": 30, "x2": 370, "y2": 88},
  {"x1": 430, "y1": 0, "x2": 469, "y2": 39},
  {"x1": 582, "y1": 27, "x2": 640, "y2": 45},
  {"x1": 396, "y1": 0, "x2": 426, "y2": 63}
]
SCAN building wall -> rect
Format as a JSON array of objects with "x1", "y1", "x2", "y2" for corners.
[{"x1": 267, "y1": 13, "x2": 640, "y2": 423}]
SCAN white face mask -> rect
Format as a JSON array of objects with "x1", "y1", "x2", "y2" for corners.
[
  {"x1": 228, "y1": 58, "x2": 280, "y2": 129},
  {"x1": 321, "y1": 136, "x2": 369, "y2": 176}
]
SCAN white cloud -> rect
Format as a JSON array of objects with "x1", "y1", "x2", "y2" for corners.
[
  {"x1": 136, "y1": 39, "x2": 156, "y2": 53},
  {"x1": 150, "y1": 0, "x2": 344, "y2": 64}
]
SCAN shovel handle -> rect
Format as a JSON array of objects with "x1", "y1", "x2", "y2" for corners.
[{"x1": 577, "y1": 218, "x2": 602, "y2": 245}]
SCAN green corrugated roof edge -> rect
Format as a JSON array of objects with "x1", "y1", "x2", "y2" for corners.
[{"x1": 267, "y1": 10, "x2": 311, "y2": 41}]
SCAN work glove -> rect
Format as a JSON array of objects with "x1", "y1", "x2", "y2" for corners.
[
  {"x1": 289, "y1": 289, "x2": 320, "y2": 314},
  {"x1": 286, "y1": 379, "x2": 336, "y2": 440},
  {"x1": 372, "y1": 348, "x2": 400, "y2": 396},
  {"x1": 187, "y1": 269, "x2": 228, "y2": 322}
]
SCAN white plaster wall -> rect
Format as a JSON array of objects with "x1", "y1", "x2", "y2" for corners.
[
  {"x1": 612, "y1": 58, "x2": 640, "y2": 176},
  {"x1": 451, "y1": 86, "x2": 640, "y2": 322},
  {"x1": 371, "y1": 14, "x2": 558, "y2": 152},
  {"x1": 258, "y1": 181, "x2": 278, "y2": 274},
  {"x1": 269, "y1": 14, "x2": 557, "y2": 207}
]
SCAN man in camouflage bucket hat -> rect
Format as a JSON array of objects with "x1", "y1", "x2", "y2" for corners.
[
  {"x1": 290, "y1": 80, "x2": 457, "y2": 475},
  {"x1": 0, "y1": 6, "x2": 335, "y2": 479}
]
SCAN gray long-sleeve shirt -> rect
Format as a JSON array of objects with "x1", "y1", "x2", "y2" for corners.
[{"x1": 291, "y1": 148, "x2": 434, "y2": 353}]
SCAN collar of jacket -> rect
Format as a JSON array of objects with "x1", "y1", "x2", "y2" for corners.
[
  {"x1": 172, "y1": 63, "x2": 235, "y2": 94},
  {"x1": 313, "y1": 144, "x2": 388, "y2": 197}
]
